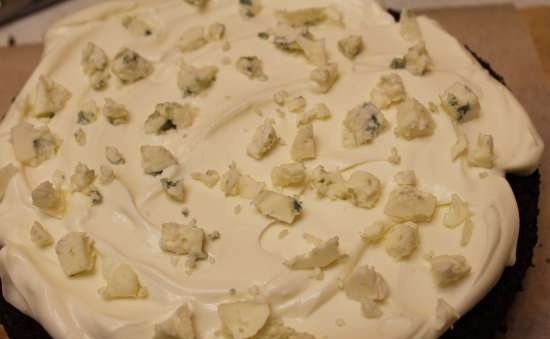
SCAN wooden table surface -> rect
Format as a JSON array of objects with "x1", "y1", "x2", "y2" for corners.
[{"x1": 1, "y1": 4, "x2": 550, "y2": 339}]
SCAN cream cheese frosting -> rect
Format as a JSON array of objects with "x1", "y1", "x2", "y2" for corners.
[{"x1": 0, "y1": 1, "x2": 544, "y2": 339}]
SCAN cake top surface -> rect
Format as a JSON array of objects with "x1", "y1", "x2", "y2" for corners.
[{"x1": 0, "y1": 1, "x2": 544, "y2": 339}]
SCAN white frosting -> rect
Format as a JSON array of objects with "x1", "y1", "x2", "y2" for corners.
[{"x1": 0, "y1": 1, "x2": 543, "y2": 339}]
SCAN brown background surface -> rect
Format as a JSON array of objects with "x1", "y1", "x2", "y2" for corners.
[{"x1": 0, "y1": 4, "x2": 549, "y2": 339}]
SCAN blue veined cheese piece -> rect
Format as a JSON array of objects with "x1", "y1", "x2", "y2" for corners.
[
  {"x1": 81, "y1": 43, "x2": 110, "y2": 90},
  {"x1": 370, "y1": 73, "x2": 406, "y2": 109},
  {"x1": 394, "y1": 98, "x2": 435, "y2": 140},
  {"x1": 55, "y1": 232, "x2": 96, "y2": 276},
  {"x1": 342, "y1": 102, "x2": 387, "y2": 147},
  {"x1": 440, "y1": 82, "x2": 481, "y2": 123},
  {"x1": 111, "y1": 48, "x2": 153, "y2": 84},
  {"x1": 178, "y1": 64, "x2": 219, "y2": 98}
]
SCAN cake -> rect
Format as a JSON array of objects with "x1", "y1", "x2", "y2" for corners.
[{"x1": 0, "y1": 1, "x2": 544, "y2": 339}]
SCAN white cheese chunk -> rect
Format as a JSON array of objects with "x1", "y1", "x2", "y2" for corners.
[
  {"x1": 285, "y1": 237, "x2": 340, "y2": 269},
  {"x1": 271, "y1": 163, "x2": 306, "y2": 187},
  {"x1": 394, "y1": 170, "x2": 416, "y2": 186},
  {"x1": 105, "y1": 146, "x2": 125, "y2": 165},
  {"x1": 387, "y1": 147, "x2": 401, "y2": 165},
  {"x1": 145, "y1": 102, "x2": 199, "y2": 134},
  {"x1": 74, "y1": 128, "x2": 86, "y2": 146},
  {"x1": 344, "y1": 265, "x2": 389, "y2": 302},
  {"x1": 239, "y1": 0, "x2": 262, "y2": 19},
  {"x1": 310, "y1": 63, "x2": 339, "y2": 93},
  {"x1": 291, "y1": 124, "x2": 316, "y2": 161},
  {"x1": 99, "y1": 165, "x2": 115, "y2": 185},
  {"x1": 208, "y1": 22, "x2": 226, "y2": 41},
  {"x1": 103, "y1": 98, "x2": 130, "y2": 125},
  {"x1": 218, "y1": 300, "x2": 270, "y2": 339},
  {"x1": 273, "y1": 90, "x2": 289, "y2": 106},
  {"x1": 247, "y1": 120, "x2": 279, "y2": 160},
  {"x1": 122, "y1": 16, "x2": 152, "y2": 36},
  {"x1": 440, "y1": 82, "x2": 480, "y2": 123},
  {"x1": 111, "y1": 48, "x2": 153, "y2": 84},
  {"x1": 394, "y1": 98, "x2": 436, "y2": 140},
  {"x1": 451, "y1": 128, "x2": 469, "y2": 160},
  {"x1": 297, "y1": 103, "x2": 331, "y2": 126},
  {"x1": 404, "y1": 42, "x2": 432, "y2": 76},
  {"x1": 370, "y1": 73, "x2": 406, "y2": 110},
  {"x1": 81, "y1": 43, "x2": 110, "y2": 90},
  {"x1": 308, "y1": 166, "x2": 348, "y2": 200},
  {"x1": 140, "y1": 145, "x2": 178, "y2": 175},
  {"x1": 191, "y1": 170, "x2": 220, "y2": 188},
  {"x1": 434, "y1": 298, "x2": 459, "y2": 331},
  {"x1": 430, "y1": 254, "x2": 471, "y2": 286},
  {"x1": 32, "y1": 181, "x2": 66, "y2": 218},
  {"x1": 220, "y1": 163, "x2": 241, "y2": 196},
  {"x1": 77, "y1": 100, "x2": 99, "y2": 125},
  {"x1": 443, "y1": 194, "x2": 472, "y2": 228},
  {"x1": 70, "y1": 163, "x2": 96, "y2": 192},
  {"x1": 236, "y1": 56, "x2": 266, "y2": 80},
  {"x1": 296, "y1": 36, "x2": 327, "y2": 66},
  {"x1": 287, "y1": 96, "x2": 307, "y2": 113},
  {"x1": 272, "y1": 24, "x2": 309, "y2": 53},
  {"x1": 361, "y1": 221, "x2": 390, "y2": 244},
  {"x1": 399, "y1": 9, "x2": 422, "y2": 41},
  {"x1": 384, "y1": 186, "x2": 437, "y2": 222},
  {"x1": 11, "y1": 123, "x2": 60, "y2": 167},
  {"x1": 461, "y1": 219, "x2": 474, "y2": 247},
  {"x1": 178, "y1": 64, "x2": 219, "y2": 97},
  {"x1": 100, "y1": 263, "x2": 148, "y2": 300},
  {"x1": 155, "y1": 305, "x2": 196, "y2": 339},
  {"x1": 30, "y1": 221, "x2": 54, "y2": 247},
  {"x1": 55, "y1": 232, "x2": 96, "y2": 276},
  {"x1": 276, "y1": 7, "x2": 328, "y2": 27},
  {"x1": 338, "y1": 35, "x2": 364, "y2": 60},
  {"x1": 468, "y1": 134, "x2": 495, "y2": 169},
  {"x1": 342, "y1": 103, "x2": 387, "y2": 147},
  {"x1": 385, "y1": 222, "x2": 419, "y2": 259},
  {"x1": 25, "y1": 76, "x2": 71, "y2": 118},
  {"x1": 180, "y1": 26, "x2": 207, "y2": 52},
  {"x1": 160, "y1": 223, "x2": 206, "y2": 259},
  {"x1": 346, "y1": 171, "x2": 381, "y2": 209},
  {"x1": 361, "y1": 299, "x2": 383, "y2": 319},
  {"x1": 161, "y1": 179, "x2": 186, "y2": 202},
  {"x1": 0, "y1": 164, "x2": 16, "y2": 202},
  {"x1": 239, "y1": 175, "x2": 266, "y2": 199},
  {"x1": 253, "y1": 190, "x2": 302, "y2": 224}
]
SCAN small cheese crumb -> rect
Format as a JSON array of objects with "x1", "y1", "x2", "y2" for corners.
[
  {"x1": 434, "y1": 298, "x2": 459, "y2": 331},
  {"x1": 105, "y1": 146, "x2": 125, "y2": 165},
  {"x1": 271, "y1": 163, "x2": 306, "y2": 187},
  {"x1": 239, "y1": 0, "x2": 262, "y2": 18},
  {"x1": 297, "y1": 103, "x2": 331, "y2": 126},
  {"x1": 236, "y1": 56, "x2": 266, "y2": 80},
  {"x1": 440, "y1": 82, "x2": 480, "y2": 123},
  {"x1": 218, "y1": 300, "x2": 270, "y2": 339},
  {"x1": 361, "y1": 221, "x2": 390, "y2": 244},
  {"x1": 32, "y1": 181, "x2": 65, "y2": 218},
  {"x1": 140, "y1": 145, "x2": 178, "y2": 175},
  {"x1": 77, "y1": 100, "x2": 99, "y2": 125},
  {"x1": 404, "y1": 42, "x2": 432, "y2": 76},
  {"x1": 370, "y1": 73, "x2": 406, "y2": 109},
  {"x1": 385, "y1": 222, "x2": 419, "y2": 259},
  {"x1": 346, "y1": 171, "x2": 382, "y2": 209},
  {"x1": 461, "y1": 219, "x2": 475, "y2": 246},
  {"x1": 160, "y1": 222, "x2": 207, "y2": 261},
  {"x1": 55, "y1": 232, "x2": 96, "y2": 276},
  {"x1": 344, "y1": 265, "x2": 389, "y2": 302},
  {"x1": 81, "y1": 43, "x2": 110, "y2": 90},
  {"x1": 144, "y1": 102, "x2": 199, "y2": 134},
  {"x1": 70, "y1": 163, "x2": 96, "y2": 192},
  {"x1": 122, "y1": 16, "x2": 153, "y2": 36},
  {"x1": 99, "y1": 263, "x2": 148, "y2": 299},
  {"x1": 25, "y1": 75, "x2": 71, "y2": 118},
  {"x1": 394, "y1": 98, "x2": 436, "y2": 140},
  {"x1": 335, "y1": 318, "x2": 346, "y2": 327},
  {"x1": 394, "y1": 170, "x2": 417, "y2": 186},
  {"x1": 178, "y1": 64, "x2": 219, "y2": 97},
  {"x1": 338, "y1": 35, "x2": 363, "y2": 60},
  {"x1": 399, "y1": 9, "x2": 422, "y2": 41},
  {"x1": 287, "y1": 96, "x2": 307, "y2": 113},
  {"x1": 276, "y1": 7, "x2": 329, "y2": 27},
  {"x1": 384, "y1": 186, "x2": 437, "y2": 222},
  {"x1": 253, "y1": 190, "x2": 302, "y2": 224},
  {"x1": 208, "y1": 22, "x2": 226, "y2": 41},
  {"x1": 291, "y1": 124, "x2": 316, "y2": 161},
  {"x1": 285, "y1": 237, "x2": 340, "y2": 269},
  {"x1": 443, "y1": 194, "x2": 472, "y2": 228},
  {"x1": 180, "y1": 26, "x2": 207, "y2": 52},
  {"x1": 155, "y1": 305, "x2": 196, "y2": 339},
  {"x1": 220, "y1": 163, "x2": 241, "y2": 196},
  {"x1": 191, "y1": 170, "x2": 220, "y2": 188},
  {"x1": 99, "y1": 165, "x2": 115, "y2": 185},
  {"x1": 30, "y1": 221, "x2": 54, "y2": 247},
  {"x1": 387, "y1": 147, "x2": 401, "y2": 165},
  {"x1": 184, "y1": 0, "x2": 208, "y2": 7},
  {"x1": 233, "y1": 204, "x2": 242, "y2": 215},
  {"x1": 468, "y1": 134, "x2": 495, "y2": 169},
  {"x1": 430, "y1": 254, "x2": 471, "y2": 286},
  {"x1": 343, "y1": 103, "x2": 387, "y2": 147},
  {"x1": 272, "y1": 24, "x2": 309, "y2": 52},
  {"x1": 74, "y1": 128, "x2": 86, "y2": 146},
  {"x1": 297, "y1": 35, "x2": 327, "y2": 66},
  {"x1": 161, "y1": 178, "x2": 186, "y2": 202},
  {"x1": 103, "y1": 98, "x2": 130, "y2": 125},
  {"x1": 273, "y1": 90, "x2": 289, "y2": 106},
  {"x1": 11, "y1": 123, "x2": 60, "y2": 167},
  {"x1": 111, "y1": 48, "x2": 153, "y2": 84},
  {"x1": 451, "y1": 128, "x2": 469, "y2": 160},
  {"x1": 247, "y1": 120, "x2": 279, "y2": 160},
  {"x1": 308, "y1": 166, "x2": 348, "y2": 200},
  {"x1": 310, "y1": 63, "x2": 339, "y2": 93},
  {"x1": 361, "y1": 299, "x2": 383, "y2": 319}
]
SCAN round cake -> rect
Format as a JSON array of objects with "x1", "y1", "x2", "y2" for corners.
[{"x1": 0, "y1": 1, "x2": 544, "y2": 339}]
